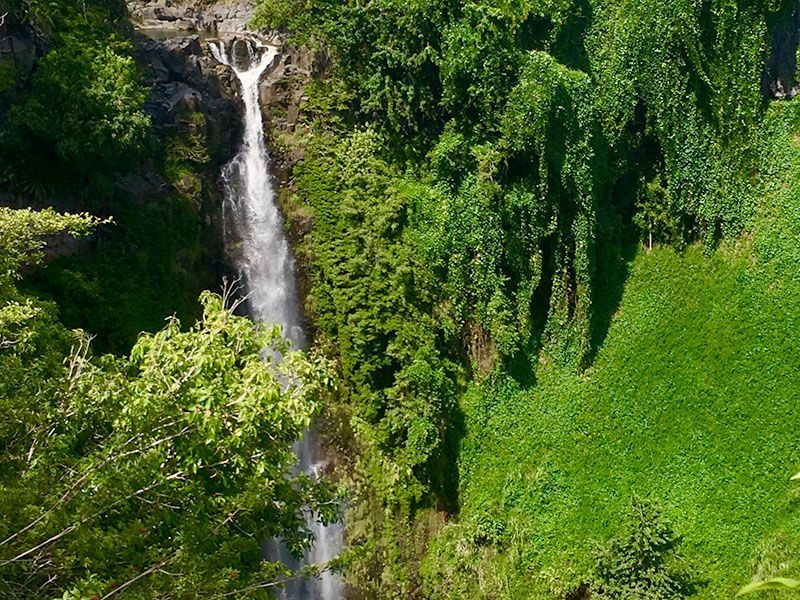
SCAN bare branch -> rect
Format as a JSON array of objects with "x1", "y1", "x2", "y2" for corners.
[
  {"x1": 99, "y1": 553, "x2": 175, "y2": 600},
  {"x1": 0, "y1": 426, "x2": 191, "y2": 549},
  {"x1": 220, "y1": 276, "x2": 250, "y2": 315},
  {"x1": 0, "y1": 471, "x2": 187, "y2": 566},
  {"x1": 218, "y1": 575, "x2": 303, "y2": 597},
  {"x1": 0, "y1": 526, "x2": 77, "y2": 566},
  {"x1": 66, "y1": 334, "x2": 94, "y2": 392}
]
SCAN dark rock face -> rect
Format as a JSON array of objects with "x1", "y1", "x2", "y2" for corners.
[
  {"x1": 129, "y1": 33, "x2": 249, "y2": 281},
  {"x1": 133, "y1": 29, "x2": 318, "y2": 298},
  {"x1": 135, "y1": 31, "x2": 316, "y2": 164},
  {"x1": 256, "y1": 39, "x2": 315, "y2": 184},
  {"x1": 0, "y1": 14, "x2": 44, "y2": 82},
  {"x1": 135, "y1": 33, "x2": 243, "y2": 161},
  {"x1": 763, "y1": 0, "x2": 800, "y2": 99},
  {"x1": 127, "y1": 0, "x2": 254, "y2": 33}
]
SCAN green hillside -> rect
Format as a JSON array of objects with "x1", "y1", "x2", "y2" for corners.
[
  {"x1": 422, "y1": 101, "x2": 800, "y2": 598},
  {"x1": 5, "y1": 0, "x2": 800, "y2": 596}
]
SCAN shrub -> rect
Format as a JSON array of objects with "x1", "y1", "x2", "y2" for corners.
[
  {"x1": 592, "y1": 498, "x2": 692, "y2": 599},
  {"x1": 1, "y1": 32, "x2": 151, "y2": 191}
]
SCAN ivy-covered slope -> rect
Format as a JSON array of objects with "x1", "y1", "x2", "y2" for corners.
[
  {"x1": 263, "y1": 0, "x2": 800, "y2": 595},
  {"x1": 423, "y1": 105, "x2": 800, "y2": 597},
  {"x1": 257, "y1": 0, "x2": 800, "y2": 598}
]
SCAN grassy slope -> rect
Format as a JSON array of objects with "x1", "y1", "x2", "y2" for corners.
[{"x1": 426, "y1": 102, "x2": 800, "y2": 598}]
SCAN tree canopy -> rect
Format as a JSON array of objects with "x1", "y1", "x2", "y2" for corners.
[{"x1": 0, "y1": 207, "x2": 338, "y2": 598}]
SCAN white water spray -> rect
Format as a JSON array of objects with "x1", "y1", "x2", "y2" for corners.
[{"x1": 209, "y1": 37, "x2": 344, "y2": 600}]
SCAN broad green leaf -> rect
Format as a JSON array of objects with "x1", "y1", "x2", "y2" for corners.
[{"x1": 738, "y1": 578, "x2": 800, "y2": 596}]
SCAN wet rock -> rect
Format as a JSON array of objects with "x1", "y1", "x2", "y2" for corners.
[
  {"x1": 256, "y1": 41, "x2": 316, "y2": 181},
  {"x1": 134, "y1": 33, "x2": 243, "y2": 159},
  {"x1": 129, "y1": 31, "x2": 249, "y2": 276}
]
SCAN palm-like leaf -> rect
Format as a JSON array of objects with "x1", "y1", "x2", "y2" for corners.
[{"x1": 738, "y1": 578, "x2": 800, "y2": 595}]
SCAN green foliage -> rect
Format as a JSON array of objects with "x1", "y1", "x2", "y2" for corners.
[
  {"x1": 296, "y1": 128, "x2": 460, "y2": 506},
  {"x1": 5, "y1": 0, "x2": 226, "y2": 358},
  {"x1": 0, "y1": 207, "x2": 340, "y2": 598},
  {"x1": 6, "y1": 0, "x2": 129, "y2": 39},
  {"x1": 439, "y1": 1, "x2": 531, "y2": 126},
  {"x1": 438, "y1": 0, "x2": 580, "y2": 126},
  {"x1": 258, "y1": 0, "x2": 790, "y2": 373},
  {"x1": 267, "y1": 0, "x2": 780, "y2": 239},
  {"x1": 1, "y1": 30, "x2": 151, "y2": 193},
  {"x1": 0, "y1": 60, "x2": 17, "y2": 96},
  {"x1": 423, "y1": 236, "x2": 800, "y2": 598},
  {"x1": 414, "y1": 106, "x2": 800, "y2": 598},
  {"x1": 251, "y1": 0, "x2": 311, "y2": 30},
  {"x1": 0, "y1": 207, "x2": 97, "y2": 384},
  {"x1": 276, "y1": 0, "x2": 458, "y2": 135},
  {"x1": 289, "y1": 126, "x2": 463, "y2": 593},
  {"x1": 257, "y1": 0, "x2": 800, "y2": 595},
  {"x1": 2, "y1": 1, "x2": 219, "y2": 355},
  {"x1": 633, "y1": 176, "x2": 681, "y2": 249},
  {"x1": 588, "y1": 0, "x2": 779, "y2": 237},
  {"x1": 592, "y1": 499, "x2": 690, "y2": 599},
  {"x1": 737, "y1": 464, "x2": 800, "y2": 595},
  {"x1": 0, "y1": 207, "x2": 338, "y2": 597},
  {"x1": 13, "y1": 106, "x2": 217, "y2": 356},
  {"x1": 1, "y1": 292, "x2": 337, "y2": 598},
  {"x1": 420, "y1": 504, "x2": 513, "y2": 598},
  {"x1": 163, "y1": 112, "x2": 212, "y2": 203},
  {"x1": 0, "y1": 206, "x2": 100, "y2": 283},
  {"x1": 503, "y1": 50, "x2": 600, "y2": 362},
  {"x1": 26, "y1": 191, "x2": 215, "y2": 354}
]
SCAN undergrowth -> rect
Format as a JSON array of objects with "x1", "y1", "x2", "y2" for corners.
[{"x1": 420, "y1": 100, "x2": 800, "y2": 598}]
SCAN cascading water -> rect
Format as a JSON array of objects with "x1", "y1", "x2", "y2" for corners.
[{"x1": 209, "y1": 37, "x2": 344, "y2": 600}]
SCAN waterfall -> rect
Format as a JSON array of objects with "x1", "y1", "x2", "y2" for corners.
[{"x1": 209, "y1": 37, "x2": 344, "y2": 600}]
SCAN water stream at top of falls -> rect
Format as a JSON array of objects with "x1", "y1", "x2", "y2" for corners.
[{"x1": 209, "y1": 37, "x2": 344, "y2": 600}]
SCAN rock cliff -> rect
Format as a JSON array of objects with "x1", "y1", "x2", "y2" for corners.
[
  {"x1": 763, "y1": 0, "x2": 800, "y2": 99},
  {"x1": 135, "y1": 33, "x2": 242, "y2": 157},
  {"x1": 131, "y1": 28, "x2": 317, "y2": 294},
  {"x1": 128, "y1": 0, "x2": 254, "y2": 33}
]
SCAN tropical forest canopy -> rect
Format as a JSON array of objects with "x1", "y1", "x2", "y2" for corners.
[
  {"x1": 1, "y1": 0, "x2": 800, "y2": 597},
  {"x1": 254, "y1": 0, "x2": 800, "y2": 597},
  {"x1": 0, "y1": 2, "x2": 337, "y2": 597}
]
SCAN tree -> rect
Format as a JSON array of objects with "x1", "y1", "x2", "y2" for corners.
[
  {"x1": 592, "y1": 498, "x2": 691, "y2": 599},
  {"x1": 1, "y1": 32, "x2": 151, "y2": 194},
  {"x1": 0, "y1": 207, "x2": 338, "y2": 598}
]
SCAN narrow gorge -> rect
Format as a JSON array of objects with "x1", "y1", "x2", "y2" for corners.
[{"x1": 208, "y1": 35, "x2": 344, "y2": 599}]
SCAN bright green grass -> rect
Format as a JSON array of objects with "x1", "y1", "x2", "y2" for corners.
[{"x1": 423, "y1": 102, "x2": 800, "y2": 598}]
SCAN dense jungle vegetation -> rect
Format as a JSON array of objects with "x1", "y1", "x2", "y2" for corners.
[
  {"x1": 258, "y1": 0, "x2": 800, "y2": 597},
  {"x1": 0, "y1": 1, "x2": 338, "y2": 597},
  {"x1": 3, "y1": 0, "x2": 800, "y2": 597}
]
